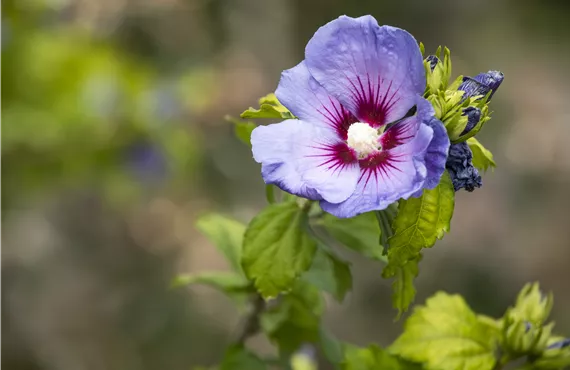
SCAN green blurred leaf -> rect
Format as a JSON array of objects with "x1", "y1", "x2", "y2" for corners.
[
  {"x1": 171, "y1": 271, "x2": 249, "y2": 290},
  {"x1": 532, "y1": 336, "x2": 570, "y2": 369},
  {"x1": 241, "y1": 93, "x2": 294, "y2": 119},
  {"x1": 385, "y1": 172, "x2": 454, "y2": 269},
  {"x1": 234, "y1": 121, "x2": 257, "y2": 146},
  {"x1": 219, "y1": 345, "x2": 267, "y2": 370},
  {"x1": 320, "y1": 328, "x2": 345, "y2": 366},
  {"x1": 382, "y1": 255, "x2": 421, "y2": 319},
  {"x1": 261, "y1": 281, "x2": 324, "y2": 354},
  {"x1": 321, "y1": 212, "x2": 386, "y2": 262},
  {"x1": 303, "y1": 247, "x2": 352, "y2": 302},
  {"x1": 343, "y1": 345, "x2": 422, "y2": 370},
  {"x1": 171, "y1": 271, "x2": 251, "y2": 308},
  {"x1": 242, "y1": 202, "x2": 317, "y2": 298},
  {"x1": 467, "y1": 138, "x2": 496, "y2": 172},
  {"x1": 390, "y1": 292, "x2": 499, "y2": 370},
  {"x1": 196, "y1": 213, "x2": 246, "y2": 275}
]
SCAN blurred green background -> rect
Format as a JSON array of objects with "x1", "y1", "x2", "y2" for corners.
[{"x1": 2, "y1": 0, "x2": 570, "y2": 369}]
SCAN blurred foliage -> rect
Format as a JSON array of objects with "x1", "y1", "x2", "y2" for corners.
[
  {"x1": 2, "y1": 0, "x2": 202, "y2": 210},
  {"x1": 2, "y1": 0, "x2": 570, "y2": 369}
]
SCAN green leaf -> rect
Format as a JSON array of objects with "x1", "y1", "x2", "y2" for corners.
[
  {"x1": 343, "y1": 345, "x2": 422, "y2": 370},
  {"x1": 467, "y1": 138, "x2": 496, "y2": 172},
  {"x1": 303, "y1": 247, "x2": 353, "y2": 302},
  {"x1": 171, "y1": 271, "x2": 251, "y2": 307},
  {"x1": 241, "y1": 93, "x2": 294, "y2": 119},
  {"x1": 390, "y1": 292, "x2": 499, "y2": 370},
  {"x1": 219, "y1": 345, "x2": 267, "y2": 370},
  {"x1": 533, "y1": 336, "x2": 570, "y2": 369},
  {"x1": 385, "y1": 172, "x2": 455, "y2": 269},
  {"x1": 258, "y1": 93, "x2": 289, "y2": 108},
  {"x1": 242, "y1": 202, "x2": 317, "y2": 298},
  {"x1": 171, "y1": 271, "x2": 249, "y2": 290},
  {"x1": 382, "y1": 255, "x2": 421, "y2": 319},
  {"x1": 196, "y1": 213, "x2": 246, "y2": 275},
  {"x1": 320, "y1": 328, "x2": 345, "y2": 366},
  {"x1": 234, "y1": 121, "x2": 256, "y2": 146},
  {"x1": 261, "y1": 281, "x2": 324, "y2": 354},
  {"x1": 321, "y1": 212, "x2": 386, "y2": 262}
]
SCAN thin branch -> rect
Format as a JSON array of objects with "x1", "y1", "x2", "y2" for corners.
[{"x1": 235, "y1": 294, "x2": 265, "y2": 345}]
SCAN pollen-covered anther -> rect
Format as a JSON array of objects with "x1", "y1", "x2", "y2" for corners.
[{"x1": 346, "y1": 122, "x2": 381, "y2": 158}]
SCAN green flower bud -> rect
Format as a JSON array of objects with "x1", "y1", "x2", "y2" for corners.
[
  {"x1": 511, "y1": 283, "x2": 553, "y2": 325},
  {"x1": 424, "y1": 47, "x2": 452, "y2": 95},
  {"x1": 532, "y1": 337, "x2": 570, "y2": 369},
  {"x1": 502, "y1": 316, "x2": 553, "y2": 356}
]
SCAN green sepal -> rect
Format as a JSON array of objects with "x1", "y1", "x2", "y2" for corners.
[
  {"x1": 502, "y1": 314, "x2": 554, "y2": 356},
  {"x1": 510, "y1": 283, "x2": 554, "y2": 326},
  {"x1": 467, "y1": 138, "x2": 496, "y2": 172},
  {"x1": 499, "y1": 283, "x2": 558, "y2": 360},
  {"x1": 532, "y1": 336, "x2": 570, "y2": 369},
  {"x1": 424, "y1": 46, "x2": 452, "y2": 96},
  {"x1": 241, "y1": 93, "x2": 295, "y2": 120}
]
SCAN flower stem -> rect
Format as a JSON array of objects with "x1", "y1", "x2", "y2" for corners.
[
  {"x1": 235, "y1": 294, "x2": 265, "y2": 345},
  {"x1": 376, "y1": 203, "x2": 399, "y2": 255}
]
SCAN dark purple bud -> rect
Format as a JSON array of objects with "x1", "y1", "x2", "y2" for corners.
[
  {"x1": 547, "y1": 338, "x2": 570, "y2": 350},
  {"x1": 426, "y1": 55, "x2": 440, "y2": 71},
  {"x1": 446, "y1": 142, "x2": 482, "y2": 192},
  {"x1": 474, "y1": 70, "x2": 504, "y2": 97},
  {"x1": 458, "y1": 77, "x2": 491, "y2": 101},
  {"x1": 459, "y1": 70, "x2": 504, "y2": 101},
  {"x1": 461, "y1": 106, "x2": 482, "y2": 135}
]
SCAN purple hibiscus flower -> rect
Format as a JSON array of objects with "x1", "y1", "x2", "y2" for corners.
[{"x1": 251, "y1": 15, "x2": 450, "y2": 218}]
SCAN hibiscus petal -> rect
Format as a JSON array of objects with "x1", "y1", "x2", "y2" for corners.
[
  {"x1": 321, "y1": 125, "x2": 433, "y2": 218},
  {"x1": 380, "y1": 96, "x2": 434, "y2": 150},
  {"x1": 305, "y1": 15, "x2": 425, "y2": 127},
  {"x1": 421, "y1": 117, "x2": 450, "y2": 190},
  {"x1": 402, "y1": 97, "x2": 449, "y2": 196},
  {"x1": 276, "y1": 61, "x2": 357, "y2": 140},
  {"x1": 251, "y1": 119, "x2": 360, "y2": 203}
]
